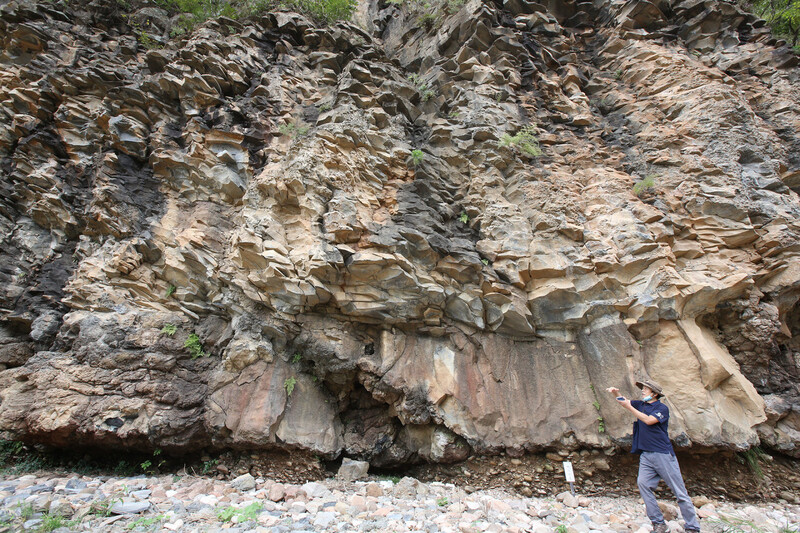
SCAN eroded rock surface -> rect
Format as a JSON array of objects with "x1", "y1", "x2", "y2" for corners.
[{"x1": 1, "y1": 0, "x2": 799, "y2": 464}]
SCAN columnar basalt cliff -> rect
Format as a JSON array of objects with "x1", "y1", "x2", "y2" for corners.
[{"x1": 1, "y1": 0, "x2": 799, "y2": 466}]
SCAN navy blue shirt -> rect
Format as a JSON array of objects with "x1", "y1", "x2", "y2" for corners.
[{"x1": 630, "y1": 399, "x2": 674, "y2": 455}]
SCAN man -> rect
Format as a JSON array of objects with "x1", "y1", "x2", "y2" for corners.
[{"x1": 606, "y1": 380, "x2": 701, "y2": 533}]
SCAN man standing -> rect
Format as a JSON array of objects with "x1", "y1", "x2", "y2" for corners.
[{"x1": 606, "y1": 380, "x2": 701, "y2": 533}]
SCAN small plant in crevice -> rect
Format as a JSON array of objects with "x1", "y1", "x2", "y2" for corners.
[
  {"x1": 436, "y1": 496, "x2": 449, "y2": 506},
  {"x1": 291, "y1": 352, "x2": 302, "y2": 363},
  {"x1": 165, "y1": 284, "x2": 176, "y2": 298},
  {"x1": 458, "y1": 212, "x2": 469, "y2": 224},
  {"x1": 738, "y1": 446, "x2": 767, "y2": 479},
  {"x1": 556, "y1": 524, "x2": 569, "y2": 533},
  {"x1": 278, "y1": 121, "x2": 310, "y2": 139},
  {"x1": 408, "y1": 73, "x2": 437, "y2": 102},
  {"x1": 202, "y1": 458, "x2": 219, "y2": 475},
  {"x1": 284, "y1": 376, "x2": 297, "y2": 396},
  {"x1": 161, "y1": 324, "x2": 177, "y2": 336},
  {"x1": 418, "y1": 11, "x2": 437, "y2": 29},
  {"x1": 410, "y1": 149, "x2": 425, "y2": 167},
  {"x1": 633, "y1": 174, "x2": 656, "y2": 197},
  {"x1": 481, "y1": 258, "x2": 489, "y2": 265},
  {"x1": 499, "y1": 126, "x2": 542, "y2": 158},
  {"x1": 184, "y1": 333, "x2": 209, "y2": 359},
  {"x1": 317, "y1": 102, "x2": 332, "y2": 112},
  {"x1": 591, "y1": 387, "x2": 605, "y2": 434}
]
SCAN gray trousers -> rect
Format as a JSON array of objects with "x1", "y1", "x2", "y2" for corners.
[{"x1": 638, "y1": 452, "x2": 701, "y2": 531}]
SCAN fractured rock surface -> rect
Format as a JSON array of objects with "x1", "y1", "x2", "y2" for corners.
[{"x1": 1, "y1": 0, "x2": 799, "y2": 464}]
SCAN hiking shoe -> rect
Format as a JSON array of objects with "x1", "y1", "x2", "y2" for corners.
[{"x1": 652, "y1": 523, "x2": 669, "y2": 533}]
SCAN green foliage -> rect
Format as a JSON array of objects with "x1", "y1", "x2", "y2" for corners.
[
  {"x1": 448, "y1": 110, "x2": 460, "y2": 119},
  {"x1": 614, "y1": 68, "x2": 623, "y2": 80},
  {"x1": 114, "y1": 460, "x2": 137, "y2": 476},
  {"x1": 202, "y1": 458, "x2": 219, "y2": 474},
  {"x1": 418, "y1": 11, "x2": 437, "y2": 27},
  {"x1": 17, "y1": 502, "x2": 34, "y2": 520},
  {"x1": 436, "y1": 496, "x2": 448, "y2": 506},
  {"x1": 445, "y1": 0, "x2": 465, "y2": 12},
  {"x1": 458, "y1": 212, "x2": 469, "y2": 224},
  {"x1": 318, "y1": 102, "x2": 332, "y2": 112},
  {"x1": 738, "y1": 446, "x2": 767, "y2": 479},
  {"x1": 597, "y1": 417, "x2": 605, "y2": 433},
  {"x1": 165, "y1": 284, "x2": 176, "y2": 298},
  {"x1": 592, "y1": 400, "x2": 601, "y2": 411},
  {"x1": 278, "y1": 121, "x2": 310, "y2": 139},
  {"x1": 633, "y1": 174, "x2": 656, "y2": 197},
  {"x1": 284, "y1": 376, "x2": 297, "y2": 396},
  {"x1": 408, "y1": 73, "x2": 437, "y2": 102},
  {"x1": 555, "y1": 525, "x2": 569, "y2": 533},
  {"x1": 217, "y1": 502, "x2": 263, "y2": 523},
  {"x1": 127, "y1": 514, "x2": 165, "y2": 530},
  {"x1": 40, "y1": 513, "x2": 77, "y2": 532},
  {"x1": 291, "y1": 352, "x2": 302, "y2": 363},
  {"x1": 739, "y1": 0, "x2": 800, "y2": 46},
  {"x1": 410, "y1": 149, "x2": 425, "y2": 166},
  {"x1": 136, "y1": 29, "x2": 161, "y2": 49},
  {"x1": 0, "y1": 440, "x2": 23, "y2": 469},
  {"x1": 140, "y1": 459, "x2": 152, "y2": 472},
  {"x1": 161, "y1": 323, "x2": 177, "y2": 336},
  {"x1": 90, "y1": 498, "x2": 120, "y2": 517},
  {"x1": 481, "y1": 258, "x2": 489, "y2": 265},
  {"x1": 184, "y1": 333, "x2": 210, "y2": 359},
  {"x1": 0, "y1": 441, "x2": 48, "y2": 474},
  {"x1": 500, "y1": 126, "x2": 542, "y2": 158}
]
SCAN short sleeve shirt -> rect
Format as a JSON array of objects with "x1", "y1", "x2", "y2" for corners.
[{"x1": 630, "y1": 400, "x2": 674, "y2": 455}]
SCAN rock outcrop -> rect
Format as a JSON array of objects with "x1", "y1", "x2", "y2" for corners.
[{"x1": 1, "y1": 0, "x2": 799, "y2": 464}]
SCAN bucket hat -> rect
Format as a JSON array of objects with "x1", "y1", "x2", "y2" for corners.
[{"x1": 635, "y1": 379, "x2": 664, "y2": 397}]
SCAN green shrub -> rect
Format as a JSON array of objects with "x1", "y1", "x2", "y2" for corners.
[
  {"x1": 284, "y1": 376, "x2": 297, "y2": 396},
  {"x1": 633, "y1": 174, "x2": 656, "y2": 197},
  {"x1": 202, "y1": 458, "x2": 219, "y2": 474},
  {"x1": 278, "y1": 121, "x2": 310, "y2": 138},
  {"x1": 408, "y1": 73, "x2": 437, "y2": 102},
  {"x1": 410, "y1": 149, "x2": 424, "y2": 166},
  {"x1": 738, "y1": 0, "x2": 800, "y2": 47},
  {"x1": 161, "y1": 324, "x2": 177, "y2": 336},
  {"x1": 184, "y1": 333, "x2": 209, "y2": 359},
  {"x1": 165, "y1": 284, "x2": 176, "y2": 298},
  {"x1": 291, "y1": 353, "x2": 302, "y2": 363},
  {"x1": 499, "y1": 126, "x2": 542, "y2": 157},
  {"x1": 458, "y1": 212, "x2": 468, "y2": 224},
  {"x1": 436, "y1": 496, "x2": 448, "y2": 506}
]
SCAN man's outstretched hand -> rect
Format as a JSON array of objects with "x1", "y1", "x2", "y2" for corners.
[{"x1": 606, "y1": 387, "x2": 620, "y2": 395}]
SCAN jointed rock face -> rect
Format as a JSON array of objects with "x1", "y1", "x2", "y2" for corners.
[{"x1": 0, "y1": 0, "x2": 799, "y2": 465}]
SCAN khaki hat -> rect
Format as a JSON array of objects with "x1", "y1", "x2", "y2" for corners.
[{"x1": 635, "y1": 379, "x2": 664, "y2": 397}]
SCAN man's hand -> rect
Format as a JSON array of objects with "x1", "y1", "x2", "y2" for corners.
[
  {"x1": 606, "y1": 387, "x2": 620, "y2": 395},
  {"x1": 617, "y1": 398, "x2": 632, "y2": 409}
]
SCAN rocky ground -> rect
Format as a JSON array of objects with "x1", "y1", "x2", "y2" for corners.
[{"x1": 1, "y1": 451, "x2": 799, "y2": 532}]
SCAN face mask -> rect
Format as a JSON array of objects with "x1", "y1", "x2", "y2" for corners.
[{"x1": 643, "y1": 395, "x2": 653, "y2": 402}]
